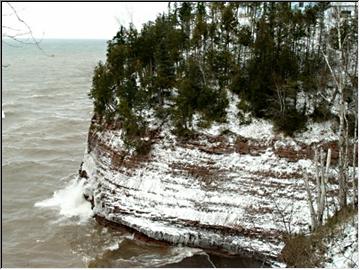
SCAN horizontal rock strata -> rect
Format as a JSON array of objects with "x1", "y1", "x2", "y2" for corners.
[{"x1": 79, "y1": 116, "x2": 353, "y2": 265}]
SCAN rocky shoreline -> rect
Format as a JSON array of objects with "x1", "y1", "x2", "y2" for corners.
[
  {"x1": 78, "y1": 115, "x2": 354, "y2": 266},
  {"x1": 94, "y1": 214, "x2": 272, "y2": 267}
]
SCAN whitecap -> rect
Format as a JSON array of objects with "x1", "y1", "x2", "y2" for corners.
[{"x1": 34, "y1": 177, "x2": 93, "y2": 223}]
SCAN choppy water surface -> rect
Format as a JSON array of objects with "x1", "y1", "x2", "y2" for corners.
[{"x1": 2, "y1": 40, "x2": 265, "y2": 268}]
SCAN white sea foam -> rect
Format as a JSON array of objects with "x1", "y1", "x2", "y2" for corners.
[
  {"x1": 105, "y1": 241, "x2": 121, "y2": 251},
  {"x1": 138, "y1": 246, "x2": 204, "y2": 268},
  {"x1": 34, "y1": 177, "x2": 93, "y2": 223}
]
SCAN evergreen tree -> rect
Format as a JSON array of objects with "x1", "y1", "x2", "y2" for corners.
[
  {"x1": 89, "y1": 1, "x2": 354, "y2": 145},
  {"x1": 178, "y1": 2, "x2": 193, "y2": 55},
  {"x1": 89, "y1": 62, "x2": 114, "y2": 116},
  {"x1": 155, "y1": 36, "x2": 176, "y2": 105}
]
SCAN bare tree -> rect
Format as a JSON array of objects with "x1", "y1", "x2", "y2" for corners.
[
  {"x1": 270, "y1": 195, "x2": 296, "y2": 235},
  {"x1": 304, "y1": 147, "x2": 332, "y2": 231},
  {"x1": 2, "y1": 2, "x2": 52, "y2": 118},
  {"x1": 2, "y1": 2, "x2": 50, "y2": 56},
  {"x1": 321, "y1": 4, "x2": 358, "y2": 208}
]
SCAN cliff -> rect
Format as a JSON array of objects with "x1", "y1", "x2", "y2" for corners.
[{"x1": 78, "y1": 95, "x2": 354, "y2": 266}]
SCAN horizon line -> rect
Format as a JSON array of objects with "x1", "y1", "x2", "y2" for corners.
[{"x1": 2, "y1": 37, "x2": 110, "y2": 41}]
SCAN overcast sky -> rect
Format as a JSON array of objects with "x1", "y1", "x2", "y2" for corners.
[{"x1": 2, "y1": 2, "x2": 168, "y2": 40}]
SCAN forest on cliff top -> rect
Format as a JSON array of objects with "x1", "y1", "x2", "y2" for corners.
[{"x1": 89, "y1": 2, "x2": 357, "y2": 154}]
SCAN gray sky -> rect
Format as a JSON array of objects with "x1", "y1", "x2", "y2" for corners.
[{"x1": 2, "y1": 2, "x2": 168, "y2": 39}]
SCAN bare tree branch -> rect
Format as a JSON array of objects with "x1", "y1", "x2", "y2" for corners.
[
  {"x1": 2, "y1": 25, "x2": 23, "y2": 32},
  {"x1": 3, "y1": 2, "x2": 51, "y2": 57}
]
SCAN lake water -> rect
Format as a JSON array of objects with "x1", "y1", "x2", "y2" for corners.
[{"x1": 2, "y1": 39, "x2": 266, "y2": 267}]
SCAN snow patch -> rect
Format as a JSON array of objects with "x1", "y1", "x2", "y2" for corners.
[
  {"x1": 236, "y1": 119, "x2": 274, "y2": 141},
  {"x1": 100, "y1": 130, "x2": 125, "y2": 150},
  {"x1": 274, "y1": 137, "x2": 301, "y2": 151},
  {"x1": 201, "y1": 91, "x2": 274, "y2": 141},
  {"x1": 324, "y1": 215, "x2": 358, "y2": 268},
  {"x1": 296, "y1": 121, "x2": 338, "y2": 145}
]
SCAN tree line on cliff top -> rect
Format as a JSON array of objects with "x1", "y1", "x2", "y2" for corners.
[{"x1": 89, "y1": 2, "x2": 357, "y2": 149}]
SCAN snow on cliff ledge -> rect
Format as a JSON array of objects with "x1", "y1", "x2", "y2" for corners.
[
  {"x1": 78, "y1": 93, "x2": 354, "y2": 266},
  {"x1": 199, "y1": 92, "x2": 338, "y2": 145}
]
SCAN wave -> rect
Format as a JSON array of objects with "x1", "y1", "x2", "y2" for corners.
[
  {"x1": 87, "y1": 237, "x2": 204, "y2": 268},
  {"x1": 2, "y1": 160, "x2": 48, "y2": 169},
  {"x1": 29, "y1": 93, "x2": 70, "y2": 98},
  {"x1": 34, "y1": 177, "x2": 93, "y2": 223}
]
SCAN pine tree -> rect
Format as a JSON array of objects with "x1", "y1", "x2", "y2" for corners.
[
  {"x1": 192, "y1": 2, "x2": 208, "y2": 56},
  {"x1": 178, "y1": 2, "x2": 193, "y2": 56},
  {"x1": 90, "y1": 62, "x2": 115, "y2": 116},
  {"x1": 89, "y1": 1, "x2": 352, "y2": 144},
  {"x1": 155, "y1": 36, "x2": 176, "y2": 105}
]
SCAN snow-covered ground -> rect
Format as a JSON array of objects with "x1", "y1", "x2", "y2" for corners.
[
  {"x1": 295, "y1": 121, "x2": 339, "y2": 145},
  {"x1": 323, "y1": 214, "x2": 358, "y2": 268},
  {"x1": 199, "y1": 92, "x2": 275, "y2": 141},
  {"x1": 196, "y1": 91, "x2": 339, "y2": 146}
]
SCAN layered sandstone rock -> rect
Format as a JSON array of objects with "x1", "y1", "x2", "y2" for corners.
[{"x1": 78, "y1": 110, "x2": 354, "y2": 266}]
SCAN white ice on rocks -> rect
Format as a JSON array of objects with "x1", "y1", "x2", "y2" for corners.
[
  {"x1": 80, "y1": 127, "x2": 336, "y2": 260},
  {"x1": 79, "y1": 91, "x2": 352, "y2": 265}
]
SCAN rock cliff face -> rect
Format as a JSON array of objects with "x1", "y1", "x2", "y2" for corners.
[{"x1": 78, "y1": 103, "x2": 352, "y2": 266}]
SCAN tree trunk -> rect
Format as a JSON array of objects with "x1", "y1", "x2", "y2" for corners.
[
  {"x1": 338, "y1": 99, "x2": 347, "y2": 208},
  {"x1": 314, "y1": 148, "x2": 320, "y2": 206},
  {"x1": 337, "y1": 7, "x2": 347, "y2": 207},
  {"x1": 317, "y1": 148, "x2": 326, "y2": 224},
  {"x1": 353, "y1": 114, "x2": 358, "y2": 207},
  {"x1": 304, "y1": 174, "x2": 317, "y2": 230}
]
